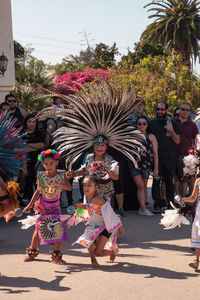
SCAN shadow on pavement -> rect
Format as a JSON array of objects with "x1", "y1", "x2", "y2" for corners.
[
  {"x1": 0, "y1": 275, "x2": 70, "y2": 293},
  {"x1": 0, "y1": 288, "x2": 30, "y2": 294},
  {"x1": 56, "y1": 262, "x2": 199, "y2": 280}
]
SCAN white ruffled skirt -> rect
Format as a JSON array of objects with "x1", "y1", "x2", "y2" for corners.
[{"x1": 191, "y1": 201, "x2": 200, "y2": 248}]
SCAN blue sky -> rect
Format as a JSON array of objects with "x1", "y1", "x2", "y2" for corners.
[
  {"x1": 11, "y1": 0, "x2": 152, "y2": 64},
  {"x1": 10, "y1": 0, "x2": 200, "y2": 73}
]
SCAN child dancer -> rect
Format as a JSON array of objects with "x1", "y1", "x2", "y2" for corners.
[
  {"x1": 23, "y1": 149, "x2": 72, "y2": 264},
  {"x1": 182, "y1": 177, "x2": 200, "y2": 269},
  {"x1": 74, "y1": 175, "x2": 124, "y2": 267}
]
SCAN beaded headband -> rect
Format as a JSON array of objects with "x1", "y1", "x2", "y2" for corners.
[
  {"x1": 93, "y1": 135, "x2": 108, "y2": 144},
  {"x1": 38, "y1": 149, "x2": 60, "y2": 162}
]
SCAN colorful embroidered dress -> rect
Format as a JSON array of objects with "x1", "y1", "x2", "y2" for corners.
[
  {"x1": 191, "y1": 185, "x2": 200, "y2": 248},
  {"x1": 35, "y1": 170, "x2": 68, "y2": 245},
  {"x1": 84, "y1": 153, "x2": 119, "y2": 201},
  {"x1": 74, "y1": 202, "x2": 122, "y2": 254}
]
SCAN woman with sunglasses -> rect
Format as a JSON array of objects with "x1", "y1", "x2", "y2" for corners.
[{"x1": 129, "y1": 116, "x2": 159, "y2": 216}]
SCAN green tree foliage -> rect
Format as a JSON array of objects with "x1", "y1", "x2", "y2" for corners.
[
  {"x1": 13, "y1": 42, "x2": 53, "y2": 112},
  {"x1": 110, "y1": 54, "x2": 200, "y2": 117},
  {"x1": 14, "y1": 40, "x2": 25, "y2": 60},
  {"x1": 142, "y1": 0, "x2": 200, "y2": 68},
  {"x1": 119, "y1": 41, "x2": 164, "y2": 71},
  {"x1": 50, "y1": 43, "x2": 119, "y2": 75},
  {"x1": 91, "y1": 42, "x2": 119, "y2": 69},
  {"x1": 50, "y1": 54, "x2": 85, "y2": 75}
]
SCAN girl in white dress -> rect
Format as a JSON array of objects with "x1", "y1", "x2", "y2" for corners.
[
  {"x1": 74, "y1": 175, "x2": 124, "y2": 267},
  {"x1": 182, "y1": 177, "x2": 200, "y2": 269}
]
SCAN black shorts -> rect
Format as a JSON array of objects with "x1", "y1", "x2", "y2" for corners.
[{"x1": 99, "y1": 228, "x2": 111, "y2": 239}]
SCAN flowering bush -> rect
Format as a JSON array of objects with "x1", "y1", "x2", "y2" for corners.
[
  {"x1": 53, "y1": 67, "x2": 110, "y2": 94},
  {"x1": 110, "y1": 54, "x2": 200, "y2": 117}
]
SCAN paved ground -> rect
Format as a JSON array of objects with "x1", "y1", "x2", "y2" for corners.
[{"x1": 0, "y1": 181, "x2": 199, "y2": 300}]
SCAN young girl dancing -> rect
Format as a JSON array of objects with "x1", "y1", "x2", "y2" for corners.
[
  {"x1": 182, "y1": 177, "x2": 200, "y2": 270},
  {"x1": 23, "y1": 149, "x2": 72, "y2": 264},
  {"x1": 74, "y1": 175, "x2": 124, "y2": 267}
]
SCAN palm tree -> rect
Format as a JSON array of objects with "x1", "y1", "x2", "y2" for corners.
[{"x1": 141, "y1": 0, "x2": 200, "y2": 69}]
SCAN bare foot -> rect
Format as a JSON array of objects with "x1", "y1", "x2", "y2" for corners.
[
  {"x1": 91, "y1": 258, "x2": 100, "y2": 268},
  {"x1": 107, "y1": 251, "x2": 116, "y2": 263}
]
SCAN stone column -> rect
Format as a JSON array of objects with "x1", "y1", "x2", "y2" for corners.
[{"x1": 0, "y1": 0, "x2": 15, "y2": 101}]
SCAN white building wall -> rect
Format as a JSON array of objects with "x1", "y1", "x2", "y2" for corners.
[{"x1": 0, "y1": 0, "x2": 15, "y2": 101}]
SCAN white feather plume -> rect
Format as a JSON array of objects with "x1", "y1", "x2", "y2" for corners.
[
  {"x1": 160, "y1": 202, "x2": 190, "y2": 230},
  {"x1": 18, "y1": 215, "x2": 40, "y2": 229},
  {"x1": 183, "y1": 154, "x2": 199, "y2": 176}
]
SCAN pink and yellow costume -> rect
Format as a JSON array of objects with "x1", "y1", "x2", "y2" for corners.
[
  {"x1": 35, "y1": 170, "x2": 68, "y2": 245},
  {"x1": 75, "y1": 202, "x2": 122, "y2": 254}
]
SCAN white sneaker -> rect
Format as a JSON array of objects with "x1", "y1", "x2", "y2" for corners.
[{"x1": 138, "y1": 208, "x2": 154, "y2": 216}]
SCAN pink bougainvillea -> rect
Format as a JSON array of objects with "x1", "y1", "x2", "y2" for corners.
[{"x1": 53, "y1": 67, "x2": 110, "y2": 95}]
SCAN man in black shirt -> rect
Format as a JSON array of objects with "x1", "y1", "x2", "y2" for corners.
[
  {"x1": 5, "y1": 94, "x2": 27, "y2": 126},
  {"x1": 149, "y1": 102, "x2": 180, "y2": 212}
]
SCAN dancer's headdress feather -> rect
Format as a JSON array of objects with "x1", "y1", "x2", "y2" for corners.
[
  {"x1": 0, "y1": 111, "x2": 30, "y2": 175},
  {"x1": 37, "y1": 80, "x2": 145, "y2": 168}
]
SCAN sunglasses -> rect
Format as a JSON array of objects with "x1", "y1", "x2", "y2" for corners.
[
  {"x1": 180, "y1": 108, "x2": 190, "y2": 112},
  {"x1": 156, "y1": 108, "x2": 165, "y2": 111},
  {"x1": 137, "y1": 122, "x2": 148, "y2": 126},
  {"x1": 7, "y1": 100, "x2": 17, "y2": 103}
]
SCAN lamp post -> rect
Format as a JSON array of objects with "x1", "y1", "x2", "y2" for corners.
[{"x1": 0, "y1": 52, "x2": 8, "y2": 76}]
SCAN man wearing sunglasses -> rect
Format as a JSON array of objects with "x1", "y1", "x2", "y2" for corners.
[
  {"x1": 5, "y1": 94, "x2": 27, "y2": 126},
  {"x1": 175, "y1": 102, "x2": 198, "y2": 197},
  {"x1": 126, "y1": 97, "x2": 151, "y2": 127},
  {"x1": 149, "y1": 102, "x2": 180, "y2": 213}
]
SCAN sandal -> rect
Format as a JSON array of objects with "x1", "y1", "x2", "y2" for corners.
[
  {"x1": 24, "y1": 247, "x2": 39, "y2": 262},
  {"x1": 51, "y1": 251, "x2": 67, "y2": 265},
  {"x1": 189, "y1": 259, "x2": 199, "y2": 270}
]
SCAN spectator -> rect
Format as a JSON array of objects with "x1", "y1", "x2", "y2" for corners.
[
  {"x1": 129, "y1": 116, "x2": 158, "y2": 216},
  {"x1": 51, "y1": 96, "x2": 64, "y2": 108},
  {"x1": 44, "y1": 117, "x2": 58, "y2": 148},
  {"x1": 108, "y1": 148, "x2": 126, "y2": 217},
  {"x1": 149, "y1": 102, "x2": 180, "y2": 213},
  {"x1": 126, "y1": 97, "x2": 151, "y2": 127},
  {"x1": 22, "y1": 114, "x2": 45, "y2": 203},
  {"x1": 173, "y1": 107, "x2": 180, "y2": 118},
  {"x1": 5, "y1": 94, "x2": 27, "y2": 126},
  {"x1": 174, "y1": 102, "x2": 199, "y2": 196}
]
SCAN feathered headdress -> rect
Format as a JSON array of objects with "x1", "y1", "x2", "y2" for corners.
[
  {"x1": 37, "y1": 80, "x2": 145, "y2": 168},
  {"x1": 0, "y1": 111, "x2": 30, "y2": 175}
]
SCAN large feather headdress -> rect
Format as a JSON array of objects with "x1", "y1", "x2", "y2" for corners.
[
  {"x1": 37, "y1": 80, "x2": 145, "y2": 168},
  {"x1": 0, "y1": 111, "x2": 30, "y2": 175}
]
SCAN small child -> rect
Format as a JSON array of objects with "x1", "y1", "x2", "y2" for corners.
[
  {"x1": 182, "y1": 177, "x2": 200, "y2": 270},
  {"x1": 74, "y1": 175, "x2": 124, "y2": 267},
  {"x1": 23, "y1": 149, "x2": 72, "y2": 264}
]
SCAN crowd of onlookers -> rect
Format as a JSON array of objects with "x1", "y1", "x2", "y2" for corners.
[
  {"x1": 126, "y1": 98, "x2": 199, "y2": 215},
  {"x1": 0, "y1": 93, "x2": 199, "y2": 216}
]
